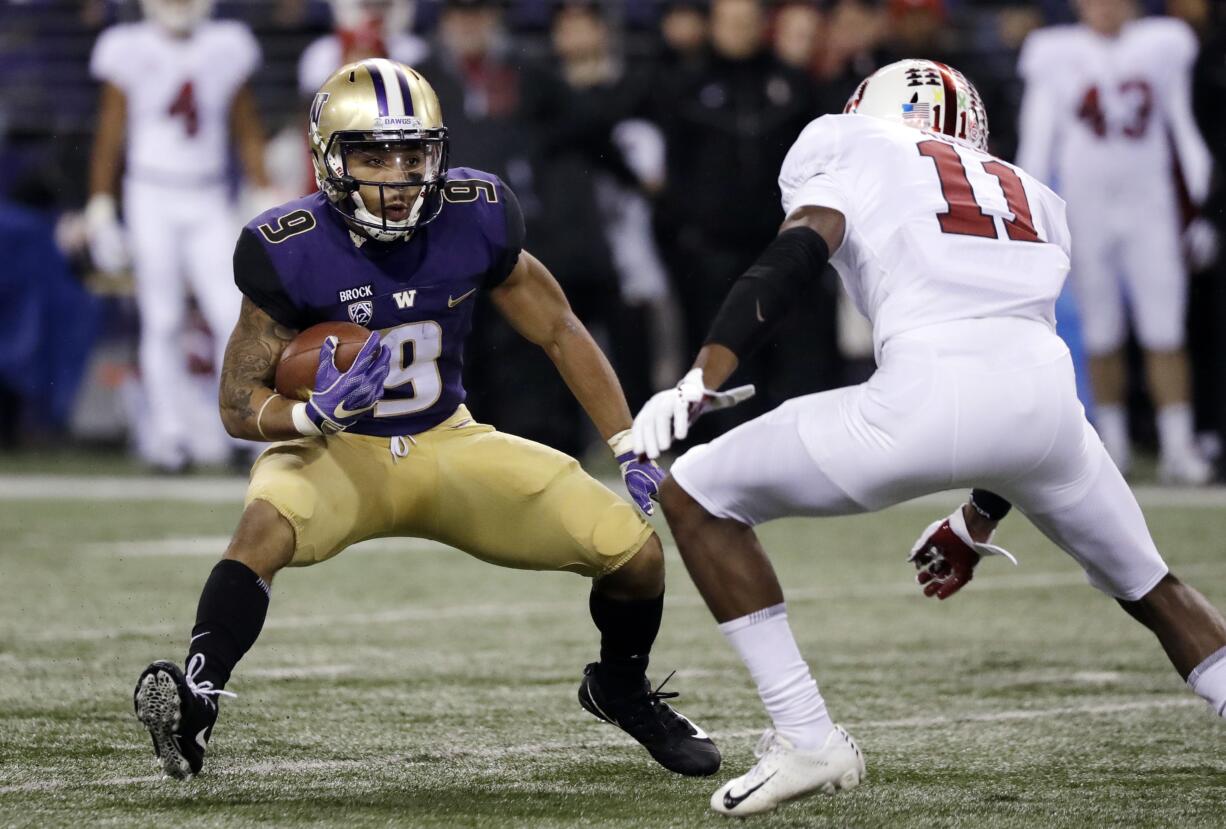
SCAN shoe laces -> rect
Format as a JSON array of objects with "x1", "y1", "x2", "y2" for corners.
[
  {"x1": 185, "y1": 653, "x2": 237, "y2": 706},
  {"x1": 753, "y1": 728, "x2": 784, "y2": 760},
  {"x1": 622, "y1": 671, "x2": 693, "y2": 737}
]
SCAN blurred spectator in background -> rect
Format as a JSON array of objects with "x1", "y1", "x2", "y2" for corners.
[
  {"x1": 658, "y1": 0, "x2": 709, "y2": 73},
  {"x1": 543, "y1": 0, "x2": 682, "y2": 412},
  {"x1": 655, "y1": 0, "x2": 837, "y2": 440},
  {"x1": 771, "y1": 1, "x2": 823, "y2": 74},
  {"x1": 86, "y1": 0, "x2": 273, "y2": 472},
  {"x1": 879, "y1": 0, "x2": 963, "y2": 66},
  {"x1": 1185, "y1": 0, "x2": 1226, "y2": 476},
  {"x1": 1017, "y1": 0, "x2": 1214, "y2": 484},
  {"x1": 811, "y1": 0, "x2": 886, "y2": 111},
  {"x1": 413, "y1": 0, "x2": 574, "y2": 449}
]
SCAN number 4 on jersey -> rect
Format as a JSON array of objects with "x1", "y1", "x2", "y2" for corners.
[
  {"x1": 917, "y1": 140, "x2": 1040, "y2": 243},
  {"x1": 168, "y1": 80, "x2": 199, "y2": 137}
]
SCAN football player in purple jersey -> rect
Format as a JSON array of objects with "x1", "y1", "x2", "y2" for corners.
[{"x1": 132, "y1": 59, "x2": 720, "y2": 781}]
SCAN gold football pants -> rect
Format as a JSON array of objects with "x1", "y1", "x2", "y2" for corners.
[{"x1": 245, "y1": 406, "x2": 653, "y2": 577}]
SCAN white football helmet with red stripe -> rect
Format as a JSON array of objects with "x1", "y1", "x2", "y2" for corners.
[{"x1": 844, "y1": 59, "x2": 989, "y2": 153}]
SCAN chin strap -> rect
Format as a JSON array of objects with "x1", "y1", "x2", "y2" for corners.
[{"x1": 350, "y1": 188, "x2": 425, "y2": 242}]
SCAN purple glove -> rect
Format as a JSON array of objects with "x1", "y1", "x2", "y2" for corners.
[
  {"x1": 305, "y1": 332, "x2": 391, "y2": 433},
  {"x1": 616, "y1": 451, "x2": 665, "y2": 516},
  {"x1": 605, "y1": 424, "x2": 666, "y2": 516}
]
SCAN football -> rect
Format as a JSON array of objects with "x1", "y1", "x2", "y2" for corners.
[{"x1": 275, "y1": 321, "x2": 371, "y2": 401}]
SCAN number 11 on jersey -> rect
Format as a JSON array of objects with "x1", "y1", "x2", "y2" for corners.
[{"x1": 918, "y1": 140, "x2": 1041, "y2": 243}]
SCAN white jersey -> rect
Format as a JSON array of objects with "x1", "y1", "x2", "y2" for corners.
[
  {"x1": 90, "y1": 21, "x2": 261, "y2": 183},
  {"x1": 779, "y1": 114, "x2": 1071, "y2": 355},
  {"x1": 1016, "y1": 17, "x2": 1211, "y2": 205}
]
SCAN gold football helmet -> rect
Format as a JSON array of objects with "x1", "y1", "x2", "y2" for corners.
[{"x1": 309, "y1": 59, "x2": 448, "y2": 241}]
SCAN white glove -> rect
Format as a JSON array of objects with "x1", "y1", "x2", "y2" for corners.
[
  {"x1": 84, "y1": 194, "x2": 130, "y2": 274},
  {"x1": 631, "y1": 367, "x2": 755, "y2": 459},
  {"x1": 1184, "y1": 217, "x2": 1220, "y2": 272}
]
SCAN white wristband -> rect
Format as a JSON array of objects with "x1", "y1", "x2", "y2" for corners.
[
  {"x1": 291, "y1": 402, "x2": 322, "y2": 436},
  {"x1": 607, "y1": 428, "x2": 634, "y2": 457}
]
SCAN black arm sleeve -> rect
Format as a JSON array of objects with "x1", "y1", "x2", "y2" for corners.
[
  {"x1": 233, "y1": 228, "x2": 304, "y2": 329},
  {"x1": 484, "y1": 181, "x2": 526, "y2": 289},
  {"x1": 704, "y1": 226, "x2": 830, "y2": 358},
  {"x1": 969, "y1": 489, "x2": 1013, "y2": 522}
]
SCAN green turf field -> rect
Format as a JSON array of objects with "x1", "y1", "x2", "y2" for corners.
[{"x1": 1, "y1": 474, "x2": 1224, "y2": 827}]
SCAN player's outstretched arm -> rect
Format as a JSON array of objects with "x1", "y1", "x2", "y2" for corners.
[
  {"x1": 491, "y1": 251, "x2": 665, "y2": 514},
  {"x1": 631, "y1": 205, "x2": 844, "y2": 458},
  {"x1": 218, "y1": 298, "x2": 300, "y2": 441}
]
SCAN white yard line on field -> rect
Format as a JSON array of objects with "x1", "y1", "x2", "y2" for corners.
[
  {"x1": 12, "y1": 562, "x2": 1226, "y2": 644},
  {"x1": 2, "y1": 475, "x2": 1226, "y2": 509},
  {"x1": 77, "y1": 536, "x2": 450, "y2": 557},
  {"x1": 0, "y1": 696, "x2": 1202, "y2": 796}
]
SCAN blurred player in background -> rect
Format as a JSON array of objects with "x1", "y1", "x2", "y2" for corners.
[
  {"x1": 298, "y1": 0, "x2": 428, "y2": 101},
  {"x1": 634, "y1": 58, "x2": 1226, "y2": 816},
  {"x1": 86, "y1": 0, "x2": 274, "y2": 472},
  {"x1": 132, "y1": 60, "x2": 719, "y2": 783},
  {"x1": 1017, "y1": 0, "x2": 1214, "y2": 483}
]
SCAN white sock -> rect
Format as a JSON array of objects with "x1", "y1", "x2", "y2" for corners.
[
  {"x1": 1188, "y1": 646, "x2": 1226, "y2": 717},
  {"x1": 1156, "y1": 403, "x2": 1197, "y2": 459},
  {"x1": 1095, "y1": 404, "x2": 1131, "y2": 471},
  {"x1": 719, "y1": 604, "x2": 834, "y2": 749}
]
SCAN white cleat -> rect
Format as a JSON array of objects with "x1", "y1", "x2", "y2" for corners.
[
  {"x1": 1158, "y1": 451, "x2": 1214, "y2": 486},
  {"x1": 710, "y1": 726, "x2": 865, "y2": 817}
]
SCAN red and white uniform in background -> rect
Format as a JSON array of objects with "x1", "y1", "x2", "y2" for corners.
[
  {"x1": 673, "y1": 112, "x2": 1167, "y2": 600},
  {"x1": 90, "y1": 19, "x2": 260, "y2": 467},
  {"x1": 1016, "y1": 17, "x2": 1211, "y2": 355}
]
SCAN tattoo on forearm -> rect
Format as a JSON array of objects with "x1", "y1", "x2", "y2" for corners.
[{"x1": 220, "y1": 300, "x2": 294, "y2": 426}]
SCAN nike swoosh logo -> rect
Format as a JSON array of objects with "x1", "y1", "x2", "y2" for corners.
[
  {"x1": 448, "y1": 288, "x2": 477, "y2": 308},
  {"x1": 723, "y1": 772, "x2": 777, "y2": 811},
  {"x1": 195, "y1": 727, "x2": 210, "y2": 751},
  {"x1": 756, "y1": 300, "x2": 766, "y2": 323},
  {"x1": 677, "y1": 713, "x2": 709, "y2": 741},
  {"x1": 333, "y1": 401, "x2": 372, "y2": 419}
]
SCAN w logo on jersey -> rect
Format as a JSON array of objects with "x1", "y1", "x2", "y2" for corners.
[{"x1": 348, "y1": 300, "x2": 373, "y2": 325}]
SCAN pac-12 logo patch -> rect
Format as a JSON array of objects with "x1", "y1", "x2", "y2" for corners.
[{"x1": 348, "y1": 301, "x2": 373, "y2": 325}]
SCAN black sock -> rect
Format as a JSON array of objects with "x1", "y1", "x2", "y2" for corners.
[
  {"x1": 186, "y1": 560, "x2": 270, "y2": 690},
  {"x1": 589, "y1": 588, "x2": 664, "y2": 695}
]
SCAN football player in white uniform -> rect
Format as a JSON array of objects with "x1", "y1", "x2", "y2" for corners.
[
  {"x1": 86, "y1": 0, "x2": 272, "y2": 471},
  {"x1": 632, "y1": 59, "x2": 1226, "y2": 816},
  {"x1": 298, "y1": 0, "x2": 428, "y2": 99},
  {"x1": 1016, "y1": 0, "x2": 1213, "y2": 483}
]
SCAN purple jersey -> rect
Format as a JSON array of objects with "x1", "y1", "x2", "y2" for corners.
[{"x1": 234, "y1": 167, "x2": 524, "y2": 437}]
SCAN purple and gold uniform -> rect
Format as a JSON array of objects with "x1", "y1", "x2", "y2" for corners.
[{"x1": 234, "y1": 169, "x2": 652, "y2": 572}]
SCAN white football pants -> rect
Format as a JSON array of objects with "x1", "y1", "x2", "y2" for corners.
[
  {"x1": 672, "y1": 318, "x2": 1168, "y2": 601},
  {"x1": 1064, "y1": 181, "x2": 1187, "y2": 355},
  {"x1": 124, "y1": 178, "x2": 242, "y2": 466}
]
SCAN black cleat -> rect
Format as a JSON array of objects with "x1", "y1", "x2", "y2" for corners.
[
  {"x1": 133, "y1": 655, "x2": 230, "y2": 779},
  {"x1": 578, "y1": 662, "x2": 721, "y2": 776}
]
